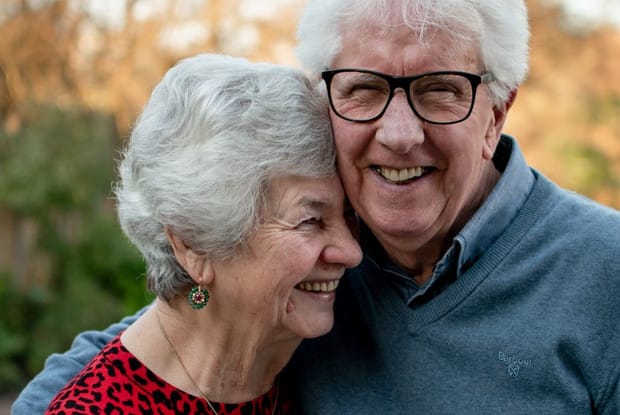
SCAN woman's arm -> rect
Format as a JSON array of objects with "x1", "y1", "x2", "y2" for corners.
[{"x1": 10, "y1": 304, "x2": 151, "y2": 415}]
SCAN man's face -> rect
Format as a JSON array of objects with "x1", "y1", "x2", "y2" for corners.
[{"x1": 329, "y1": 22, "x2": 508, "y2": 272}]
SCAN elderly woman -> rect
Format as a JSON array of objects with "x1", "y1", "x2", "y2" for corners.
[{"x1": 45, "y1": 53, "x2": 361, "y2": 414}]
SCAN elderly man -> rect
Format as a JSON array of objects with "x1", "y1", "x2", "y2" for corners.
[{"x1": 13, "y1": 1, "x2": 620, "y2": 414}]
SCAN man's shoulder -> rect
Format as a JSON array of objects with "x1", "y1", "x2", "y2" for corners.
[{"x1": 532, "y1": 173, "x2": 620, "y2": 231}]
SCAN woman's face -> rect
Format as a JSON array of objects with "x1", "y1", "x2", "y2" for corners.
[{"x1": 212, "y1": 175, "x2": 362, "y2": 340}]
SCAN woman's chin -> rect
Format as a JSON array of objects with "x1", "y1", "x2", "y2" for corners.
[{"x1": 284, "y1": 294, "x2": 336, "y2": 339}]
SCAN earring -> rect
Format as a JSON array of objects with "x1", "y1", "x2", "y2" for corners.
[{"x1": 188, "y1": 285, "x2": 209, "y2": 310}]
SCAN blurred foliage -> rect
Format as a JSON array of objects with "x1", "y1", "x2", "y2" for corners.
[
  {"x1": 0, "y1": 271, "x2": 46, "y2": 390},
  {"x1": 0, "y1": 104, "x2": 152, "y2": 392},
  {"x1": 506, "y1": 0, "x2": 620, "y2": 207},
  {"x1": 0, "y1": 104, "x2": 113, "y2": 214}
]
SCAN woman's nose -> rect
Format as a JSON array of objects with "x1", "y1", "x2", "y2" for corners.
[{"x1": 323, "y1": 223, "x2": 363, "y2": 269}]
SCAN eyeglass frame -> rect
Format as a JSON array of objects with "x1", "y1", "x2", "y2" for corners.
[{"x1": 321, "y1": 68, "x2": 495, "y2": 125}]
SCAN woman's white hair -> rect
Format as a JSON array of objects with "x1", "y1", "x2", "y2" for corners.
[
  {"x1": 296, "y1": 0, "x2": 530, "y2": 105},
  {"x1": 115, "y1": 54, "x2": 335, "y2": 300}
]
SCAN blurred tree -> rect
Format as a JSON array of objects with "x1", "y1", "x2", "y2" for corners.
[
  {"x1": 0, "y1": 0, "x2": 303, "y2": 136},
  {"x1": 506, "y1": 0, "x2": 620, "y2": 206},
  {"x1": 0, "y1": 0, "x2": 81, "y2": 130}
]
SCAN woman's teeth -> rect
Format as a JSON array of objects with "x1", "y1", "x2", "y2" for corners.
[{"x1": 296, "y1": 280, "x2": 339, "y2": 293}]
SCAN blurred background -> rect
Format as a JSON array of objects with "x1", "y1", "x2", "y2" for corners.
[{"x1": 0, "y1": 0, "x2": 618, "y2": 405}]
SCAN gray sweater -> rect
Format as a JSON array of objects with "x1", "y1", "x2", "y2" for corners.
[{"x1": 287, "y1": 137, "x2": 620, "y2": 414}]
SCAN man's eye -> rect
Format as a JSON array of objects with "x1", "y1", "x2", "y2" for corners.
[
  {"x1": 416, "y1": 82, "x2": 458, "y2": 94},
  {"x1": 348, "y1": 82, "x2": 387, "y2": 95}
]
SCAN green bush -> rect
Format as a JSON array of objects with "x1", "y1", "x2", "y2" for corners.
[
  {"x1": 0, "y1": 275, "x2": 47, "y2": 391},
  {"x1": 0, "y1": 104, "x2": 152, "y2": 393}
]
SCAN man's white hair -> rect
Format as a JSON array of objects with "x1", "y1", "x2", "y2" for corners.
[{"x1": 296, "y1": 0, "x2": 530, "y2": 105}]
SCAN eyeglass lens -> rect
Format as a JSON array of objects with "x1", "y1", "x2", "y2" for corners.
[{"x1": 328, "y1": 71, "x2": 476, "y2": 123}]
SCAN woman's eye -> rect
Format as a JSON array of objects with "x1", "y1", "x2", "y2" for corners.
[{"x1": 299, "y1": 217, "x2": 320, "y2": 227}]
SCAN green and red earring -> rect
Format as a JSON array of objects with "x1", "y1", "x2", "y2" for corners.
[{"x1": 188, "y1": 285, "x2": 209, "y2": 310}]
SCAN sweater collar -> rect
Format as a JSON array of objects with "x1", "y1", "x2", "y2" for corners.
[{"x1": 359, "y1": 134, "x2": 536, "y2": 305}]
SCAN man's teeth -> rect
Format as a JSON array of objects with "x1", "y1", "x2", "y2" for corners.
[
  {"x1": 296, "y1": 280, "x2": 340, "y2": 293},
  {"x1": 378, "y1": 167, "x2": 424, "y2": 182}
]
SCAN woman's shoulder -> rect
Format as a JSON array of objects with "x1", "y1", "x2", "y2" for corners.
[
  {"x1": 45, "y1": 335, "x2": 206, "y2": 413},
  {"x1": 45, "y1": 335, "x2": 139, "y2": 413}
]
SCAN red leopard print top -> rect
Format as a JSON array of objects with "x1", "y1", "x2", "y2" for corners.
[{"x1": 46, "y1": 335, "x2": 292, "y2": 414}]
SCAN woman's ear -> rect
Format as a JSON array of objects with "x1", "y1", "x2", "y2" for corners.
[{"x1": 165, "y1": 227, "x2": 214, "y2": 285}]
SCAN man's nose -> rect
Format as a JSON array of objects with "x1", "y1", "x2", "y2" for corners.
[{"x1": 375, "y1": 89, "x2": 425, "y2": 154}]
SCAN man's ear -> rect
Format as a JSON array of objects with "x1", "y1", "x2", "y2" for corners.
[
  {"x1": 165, "y1": 227, "x2": 214, "y2": 285},
  {"x1": 483, "y1": 89, "x2": 517, "y2": 160}
]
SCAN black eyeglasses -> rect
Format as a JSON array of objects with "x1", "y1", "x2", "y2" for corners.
[{"x1": 321, "y1": 69, "x2": 495, "y2": 124}]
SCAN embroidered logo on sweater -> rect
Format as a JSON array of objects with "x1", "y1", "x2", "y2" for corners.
[{"x1": 498, "y1": 352, "x2": 532, "y2": 379}]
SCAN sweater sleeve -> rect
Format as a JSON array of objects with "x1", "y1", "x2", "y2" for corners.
[{"x1": 10, "y1": 304, "x2": 150, "y2": 415}]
